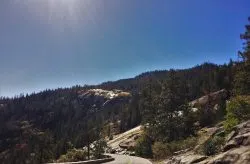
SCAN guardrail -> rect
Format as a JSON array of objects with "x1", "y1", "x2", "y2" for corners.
[{"x1": 47, "y1": 156, "x2": 114, "y2": 164}]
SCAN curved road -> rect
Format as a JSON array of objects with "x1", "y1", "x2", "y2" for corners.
[{"x1": 104, "y1": 154, "x2": 152, "y2": 164}]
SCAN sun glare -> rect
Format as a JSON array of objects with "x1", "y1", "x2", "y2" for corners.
[{"x1": 13, "y1": 0, "x2": 96, "y2": 31}]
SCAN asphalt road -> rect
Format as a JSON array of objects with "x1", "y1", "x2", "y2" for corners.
[{"x1": 104, "y1": 154, "x2": 152, "y2": 164}]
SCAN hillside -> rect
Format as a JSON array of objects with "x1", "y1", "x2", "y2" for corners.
[
  {"x1": 98, "y1": 62, "x2": 234, "y2": 100},
  {"x1": 0, "y1": 88, "x2": 133, "y2": 163},
  {"x1": 0, "y1": 62, "x2": 237, "y2": 163}
]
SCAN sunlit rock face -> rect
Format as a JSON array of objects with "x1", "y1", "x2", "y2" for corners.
[
  {"x1": 79, "y1": 89, "x2": 131, "y2": 100},
  {"x1": 190, "y1": 89, "x2": 228, "y2": 108},
  {"x1": 78, "y1": 89, "x2": 131, "y2": 113}
]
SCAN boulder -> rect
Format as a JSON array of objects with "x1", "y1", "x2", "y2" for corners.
[
  {"x1": 165, "y1": 153, "x2": 207, "y2": 164},
  {"x1": 118, "y1": 134, "x2": 141, "y2": 150},
  {"x1": 173, "y1": 148, "x2": 192, "y2": 156},
  {"x1": 223, "y1": 120, "x2": 250, "y2": 151},
  {"x1": 226, "y1": 130, "x2": 236, "y2": 142},
  {"x1": 190, "y1": 89, "x2": 228, "y2": 108},
  {"x1": 207, "y1": 146, "x2": 250, "y2": 164},
  {"x1": 181, "y1": 155, "x2": 208, "y2": 164},
  {"x1": 164, "y1": 120, "x2": 250, "y2": 164}
]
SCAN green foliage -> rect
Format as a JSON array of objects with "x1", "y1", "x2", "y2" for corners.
[
  {"x1": 152, "y1": 137, "x2": 197, "y2": 159},
  {"x1": 224, "y1": 114, "x2": 239, "y2": 132},
  {"x1": 92, "y1": 139, "x2": 107, "y2": 159},
  {"x1": 135, "y1": 134, "x2": 153, "y2": 158},
  {"x1": 152, "y1": 142, "x2": 171, "y2": 159},
  {"x1": 227, "y1": 97, "x2": 250, "y2": 121},
  {"x1": 224, "y1": 97, "x2": 250, "y2": 132},
  {"x1": 202, "y1": 136, "x2": 225, "y2": 156},
  {"x1": 4, "y1": 126, "x2": 55, "y2": 164},
  {"x1": 180, "y1": 103, "x2": 198, "y2": 136},
  {"x1": 35, "y1": 131, "x2": 55, "y2": 163},
  {"x1": 234, "y1": 18, "x2": 250, "y2": 95},
  {"x1": 216, "y1": 100, "x2": 227, "y2": 121},
  {"x1": 66, "y1": 141, "x2": 74, "y2": 150},
  {"x1": 0, "y1": 62, "x2": 235, "y2": 162},
  {"x1": 168, "y1": 137, "x2": 197, "y2": 153},
  {"x1": 2, "y1": 17, "x2": 249, "y2": 164},
  {"x1": 57, "y1": 149, "x2": 88, "y2": 162},
  {"x1": 203, "y1": 140, "x2": 216, "y2": 156},
  {"x1": 102, "y1": 62, "x2": 233, "y2": 100},
  {"x1": 142, "y1": 70, "x2": 197, "y2": 143},
  {"x1": 233, "y1": 66, "x2": 250, "y2": 95}
]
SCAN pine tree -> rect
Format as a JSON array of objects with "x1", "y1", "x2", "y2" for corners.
[
  {"x1": 234, "y1": 17, "x2": 250, "y2": 95},
  {"x1": 154, "y1": 70, "x2": 184, "y2": 142},
  {"x1": 140, "y1": 78, "x2": 155, "y2": 125},
  {"x1": 140, "y1": 78, "x2": 157, "y2": 139},
  {"x1": 141, "y1": 70, "x2": 197, "y2": 142}
]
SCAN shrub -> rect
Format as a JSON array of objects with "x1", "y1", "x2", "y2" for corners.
[
  {"x1": 227, "y1": 97, "x2": 250, "y2": 120},
  {"x1": 224, "y1": 114, "x2": 239, "y2": 132},
  {"x1": 57, "y1": 149, "x2": 88, "y2": 162},
  {"x1": 203, "y1": 139, "x2": 216, "y2": 156},
  {"x1": 152, "y1": 137, "x2": 197, "y2": 160},
  {"x1": 135, "y1": 134, "x2": 152, "y2": 158},
  {"x1": 92, "y1": 139, "x2": 107, "y2": 159},
  {"x1": 109, "y1": 135, "x2": 113, "y2": 140},
  {"x1": 202, "y1": 136, "x2": 224, "y2": 156},
  {"x1": 168, "y1": 137, "x2": 197, "y2": 153},
  {"x1": 152, "y1": 142, "x2": 171, "y2": 159},
  {"x1": 224, "y1": 97, "x2": 250, "y2": 132}
]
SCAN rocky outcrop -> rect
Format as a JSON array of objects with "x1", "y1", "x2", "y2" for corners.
[
  {"x1": 119, "y1": 133, "x2": 141, "y2": 150},
  {"x1": 192, "y1": 126, "x2": 223, "y2": 153},
  {"x1": 79, "y1": 89, "x2": 131, "y2": 101},
  {"x1": 165, "y1": 153, "x2": 207, "y2": 164},
  {"x1": 164, "y1": 120, "x2": 250, "y2": 164},
  {"x1": 78, "y1": 89, "x2": 131, "y2": 113},
  {"x1": 107, "y1": 126, "x2": 142, "y2": 154},
  {"x1": 223, "y1": 120, "x2": 250, "y2": 151},
  {"x1": 190, "y1": 89, "x2": 228, "y2": 109},
  {"x1": 205, "y1": 146, "x2": 250, "y2": 164}
]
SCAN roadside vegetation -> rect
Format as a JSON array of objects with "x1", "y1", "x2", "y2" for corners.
[
  {"x1": 57, "y1": 149, "x2": 88, "y2": 162},
  {"x1": 134, "y1": 17, "x2": 250, "y2": 160},
  {"x1": 57, "y1": 139, "x2": 107, "y2": 162},
  {"x1": 152, "y1": 137, "x2": 197, "y2": 159}
]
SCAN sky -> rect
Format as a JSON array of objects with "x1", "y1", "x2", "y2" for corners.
[{"x1": 0, "y1": 0, "x2": 250, "y2": 97}]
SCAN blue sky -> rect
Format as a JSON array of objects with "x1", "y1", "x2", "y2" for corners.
[{"x1": 0, "y1": 0, "x2": 250, "y2": 97}]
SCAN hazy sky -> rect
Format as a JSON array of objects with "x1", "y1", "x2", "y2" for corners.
[{"x1": 0, "y1": 0, "x2": 250, "y2": 97}]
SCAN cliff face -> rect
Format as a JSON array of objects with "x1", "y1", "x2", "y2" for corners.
[
  {"x1": 78, "y1": 89, "x2": 131, "y2": 113},
  {"x1": 190, "y1": 89, "x2": 228, "y2": 108}
]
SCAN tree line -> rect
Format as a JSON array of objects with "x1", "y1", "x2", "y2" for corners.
[{"x1": 0, "y1": 17, "x2": 249, "y2": 164}]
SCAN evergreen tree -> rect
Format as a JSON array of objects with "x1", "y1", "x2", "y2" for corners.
[
  {"x1": 140, "y1": 78, "x2": 155, "y2": 125},
  {"x1": 157, "y1": 70, "x2": 183, "y2": 142},
  {"x1": 92, "y1": 139, "x2": 107, "y2": 159},
  {"x1": 180, "y1": 102, "x2": 197, "y2": 137},
  {"x1": 149, "y1": 70, "x2": 184, "y2": 142},
  {"x1": 234, "y1": 17, "x2": 250, "y2": 95}
]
